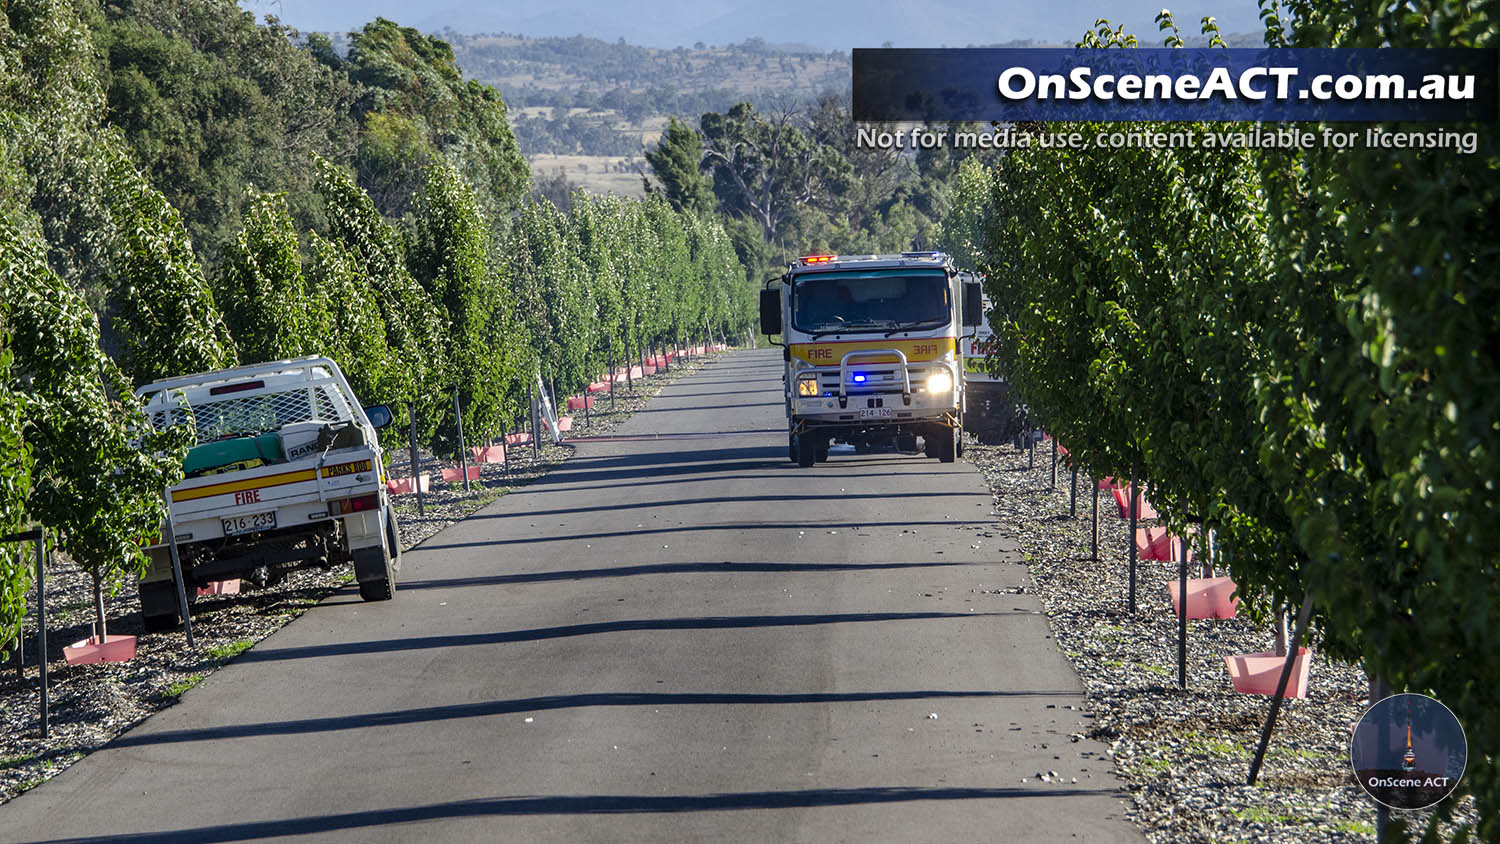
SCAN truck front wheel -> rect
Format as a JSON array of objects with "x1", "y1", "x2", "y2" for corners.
[
  {"x1": 797, "y1": 433, "x2": 818, "y2": 467},
  {"x1": 936, "y1": 426, "x2": 957, "y2": 463}
]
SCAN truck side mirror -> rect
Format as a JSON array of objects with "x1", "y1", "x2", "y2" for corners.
[
  {"x1": 363, "y1": 404, "x2": 393, "y2": 430},
  {"x1": 962, "y1": 281, "x2": 984, "y2": 328},
  {"x1": 760, "y1": 289, "x2": 782, "y2": 335}
]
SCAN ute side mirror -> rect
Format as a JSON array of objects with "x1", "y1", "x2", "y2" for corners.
[
  {"x1": 364, "y1": 404, "x2": 393, "y2": 430},
  {"x1": 760, "y1": 288, "x2": 783, "y2": 336},
  {"x1": 962, "y1": 281, "x2": 984, "y2": 328}
]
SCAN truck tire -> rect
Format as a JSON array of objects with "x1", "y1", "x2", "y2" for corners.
[
  {"x1": 936, "y1": 426, "x2": 957, "y2": 463},
  {"x1": 788, "y1": 433, "x2": 798, "y2": 463},
  {"x1": 814, "y1": 441, "x2": 830, "y2": 462},
  {"x1": 924, "y1": 430, "x2": 940, "y2": 459},
  {"x1": 353, "y1": 514, "x2": 396, "y2": 602},
  {"x1": 385, "y1": 503, "x2": 402, "y2": 573},
  {"x1": 139, "y1": 579, "x2": 181, "y2": 632},
  {"x1": 797, "y1": 433, "x2": 817, "y2": 467}
]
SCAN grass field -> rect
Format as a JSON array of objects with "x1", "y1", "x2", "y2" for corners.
[{"x1": 528, "y1": 154, "x2": 647, "y2": 197}]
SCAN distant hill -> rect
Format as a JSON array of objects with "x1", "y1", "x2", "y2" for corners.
[
  {"x1": 245, "y1": 0, "x2": 1266, "y2": 52},
  {"x1": 444, "y1": 34, "x2": 852, "y2": 157},
  {"x1": 271, "y1": 14, "x2": 1266, "y2": 188}
]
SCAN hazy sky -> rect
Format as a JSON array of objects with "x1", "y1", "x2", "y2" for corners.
[{"x1": 237, "y1": 0, "x2": 1266, "y2": 51}]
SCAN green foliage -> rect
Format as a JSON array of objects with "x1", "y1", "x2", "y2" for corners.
[
  {"x1": 93, "y1": 0, "x2": 359, "y2": 267},
  {"x1": 315, "y1": 154, "x2": 447, "y2": 435},
  {"x1": 215, "y1": 190, "x2": 319, "y2": 364},
  {"x1": 700, "y1": 102, "x2": 852, "y2": 248},
  {"x1": 0, "y1": 2, "x2": 749, "y2": 655},
  {"x1": 106, "y1": 146, "x2": 237, "y2": 387},
  {"x1": 1, "y1": 0, "x2": 119, "y2": 308},
  {"x1": 304, "y1": 231, "x2": 393, "y2": 412},
  {"x1": 1, "y1": 154, "x2": 189, "y2": 641},
  {"x1": 347, "y1": 18, "x2": 528, "y2": 218},
  {"x1": 650, "y1": 97, "x2": 984, "y2": 282},
  {"x1": 645, "y1": 117, "x2": 714, "y2": 216},
  {"x1": 948, "y1": 7, "x2": 1498, "y2": 840},
  {"x1": 503, "y1": 199, "x2": 594, "y2": 403},
  {"x1": 408, "y1": 158, "x2": 519, "y2": 448},
  {"x1": 0, "y1": 337, "x2": 33, "y2": 658}
]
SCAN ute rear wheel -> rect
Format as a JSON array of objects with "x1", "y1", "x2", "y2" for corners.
[
  {"x1": 354, "y1": 507, "x2": 398, "y2": 601},
  {"x1": 385, "y1": 502, "x2": 402, "y2": 573}
]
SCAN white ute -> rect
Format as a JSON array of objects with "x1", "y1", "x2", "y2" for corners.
[{"x1": 135, "y1": 357, "x2": 401, "y2": 631}]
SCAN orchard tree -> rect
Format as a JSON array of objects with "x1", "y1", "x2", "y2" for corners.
[
  {"x1": 2, "y1": 177, "x2": 188, "y2": 643},
  {"x1": 106, "y1": 146, "x2": 237, "y2": 386},
  {"x1": 408, "y1": 158, "x2": 518, "y2": 450},
  {"x1": 315, "y1": 154, "x2": 447, "y2": 437},
  {"x1": 215, "y1": 190, "x2": 319, "y2": 364}
]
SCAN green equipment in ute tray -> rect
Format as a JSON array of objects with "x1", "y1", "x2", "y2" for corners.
[{"x1": 183, "y1": 433, "x2": 284, "y2": 477}]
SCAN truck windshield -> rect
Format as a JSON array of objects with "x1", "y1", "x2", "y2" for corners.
[{"x1": 792, "y1": 269, "x2": 950, "y2": 335}]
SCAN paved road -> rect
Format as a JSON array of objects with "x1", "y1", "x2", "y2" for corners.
[{"x1": 3, "y1": 348, "x2": 1139, "y2": 843}]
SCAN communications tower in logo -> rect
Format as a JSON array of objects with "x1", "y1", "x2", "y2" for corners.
[{"x1": 1351, "y1": 692, "x2": 1465, "y2": 810}]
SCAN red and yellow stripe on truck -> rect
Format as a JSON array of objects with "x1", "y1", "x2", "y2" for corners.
[
  {"x1": 790, "y1": 337, "x2": 956, "y2": 366},
  {"x1": 170, "y1": 459, "x2": 372, "y2": 504}
]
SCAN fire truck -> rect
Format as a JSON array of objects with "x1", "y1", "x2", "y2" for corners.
[{"x1": 760, "y1": 252, "x2": 983, "y2": 466}]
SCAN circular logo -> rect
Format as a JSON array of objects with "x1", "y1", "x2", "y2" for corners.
[{"x1": 1350, "y1": 693, "x2": 1466, "y2": 810}]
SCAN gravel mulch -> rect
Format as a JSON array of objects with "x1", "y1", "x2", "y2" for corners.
[
  {"x1": 963, "y1": 436, "x2": 1479, "y2": 843},
  {"x1": 0, "y1": 349, "x2": 723, "y2": 806}
]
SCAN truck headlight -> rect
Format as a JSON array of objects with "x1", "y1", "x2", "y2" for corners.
[
  {"x1": 926, "y1": 370, "x2": 954, "y2": 393},
  {"x1": 796, "y1": 375, "x2": 820, "y2": 397}
]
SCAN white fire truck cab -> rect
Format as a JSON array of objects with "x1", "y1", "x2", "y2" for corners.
[{"x1": 760, "y1": 252, "x2": 984, "y2": 466}]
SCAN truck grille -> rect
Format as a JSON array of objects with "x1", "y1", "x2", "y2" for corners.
[{"x1": 813, "y1": 366, "x2": 936, "y2": 394}]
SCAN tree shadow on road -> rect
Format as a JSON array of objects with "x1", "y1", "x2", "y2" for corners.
[
  {"x1": 108, "y1": 684, "x2": 1074, "y2": 747},
  {"x1": 227, "y1": 611, "x2": 1021, "y2": 666},
  {"x1": 34, "y1": 785, "x2": 1120, "y2": 843},
  {"x1": 396, "y1": 559, "x2": 970, "y2": 590},
  {"x1": 417, "y1": 519, "x2": 990, "y2": 551}
]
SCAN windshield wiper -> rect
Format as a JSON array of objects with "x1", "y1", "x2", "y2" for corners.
[
  {"x1": 883, "y1": 319, "x2": 946, "y2": 337},
  {"x1": 808, "y1": 321, "x2": 893, "y2": 339}
]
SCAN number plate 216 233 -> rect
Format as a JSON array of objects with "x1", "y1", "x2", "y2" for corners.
[{"x1": 222, "y1": 510, "x2": 276, "y2": 536}]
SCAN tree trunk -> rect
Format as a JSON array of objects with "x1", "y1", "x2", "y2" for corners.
[{"x1": 92, "y1": 571, "x2": 107, "y2": 643}]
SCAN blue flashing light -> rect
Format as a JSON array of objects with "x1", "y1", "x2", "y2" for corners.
[{"x1": 852, "y1": 373, "x2": 867, "y2": 384}]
